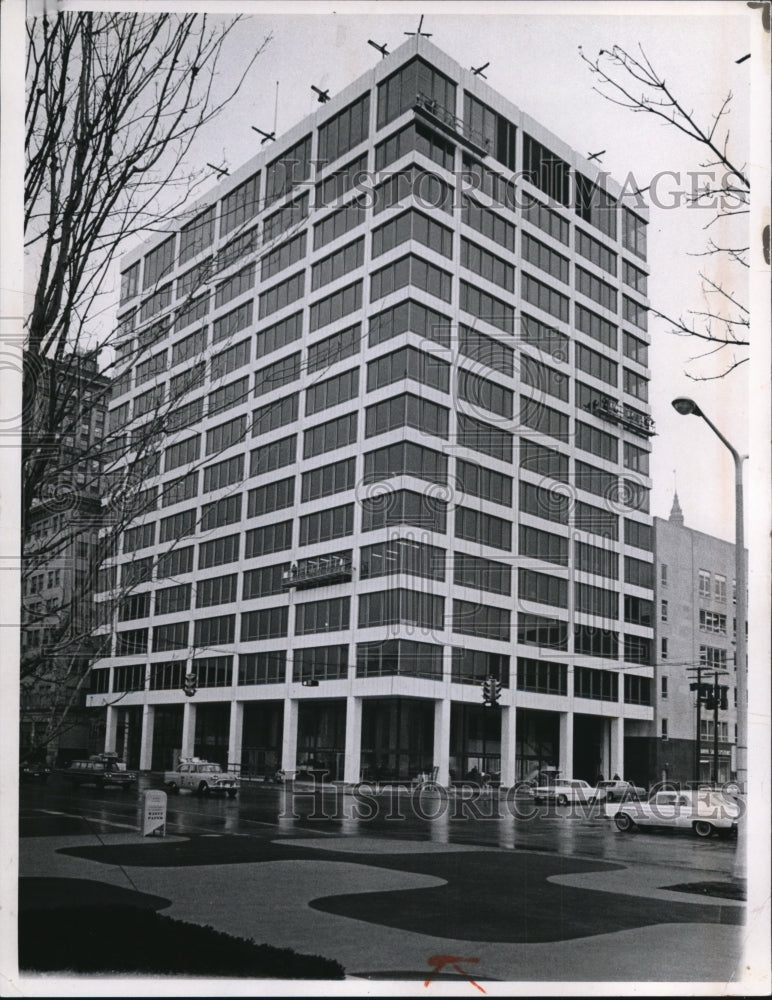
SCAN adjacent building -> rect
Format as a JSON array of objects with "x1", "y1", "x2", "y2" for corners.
[
  {"x1": 631, "y1": 494, "x2": 745, "y2": 786},
  {"x1": 21, "y1": 352, "x2": 110, "y2": 765},
  {"x1": 87, "y1": 36, "x2": 656, "y2": 786}
]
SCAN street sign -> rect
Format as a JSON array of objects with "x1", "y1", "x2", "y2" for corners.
[{"x1": 142, "y1": 789, "x2": 167, "y2": 837}]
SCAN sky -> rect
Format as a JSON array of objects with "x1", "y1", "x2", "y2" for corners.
[{"x1": 33, "y1": 0, "x2": 768, "y2": 544}]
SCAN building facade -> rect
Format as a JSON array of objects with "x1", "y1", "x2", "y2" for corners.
[
  {"x1": 21, "y1": 352, "x2": 110, "y2": 765},
  {"x1": 87, "y1": 37, "x2": 655, "y2": 786},
  {"x1": 636, "y1": 495, "x2": 744, "y2": 786}
]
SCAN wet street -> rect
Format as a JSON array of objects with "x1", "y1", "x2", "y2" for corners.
[{"x1": 20, "y1": 773, "x2": 738, "y2": 877}]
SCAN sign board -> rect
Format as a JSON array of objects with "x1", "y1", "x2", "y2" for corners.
[{"x1": 142, "y1": 789, "x2": 167, "y2": 837}]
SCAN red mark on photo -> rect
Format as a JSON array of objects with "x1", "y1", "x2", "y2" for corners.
[{"x1": 424, "y1": 954, "x2": 486, "y2": 994}]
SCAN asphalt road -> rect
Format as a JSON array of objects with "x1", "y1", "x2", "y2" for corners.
[{"x1": 20, "y1": 772, "x2": 739, "y2": 877}]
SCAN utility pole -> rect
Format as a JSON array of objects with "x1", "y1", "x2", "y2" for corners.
[
  {"x1": 712, "y1": 671, "x2": 720, "y2": 785},
  {"x1": 695, "y1": 665, "x2": 702, "y2": 784}
]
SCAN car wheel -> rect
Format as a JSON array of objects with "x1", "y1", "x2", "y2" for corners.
[
  {"x1": 694, "y1": 820, "x2": 715, "y2": 838},
  {"x1": 166, "y1": 781, "x2": 178, "y2": 794},
  {"x1": 197, "y1": 781, "x2": 209, "y2": 796},
  {"x1": 614, "y1": 812, "x2": 635, "y2": 832},
  {"x1": 556, "y1": 794, "x2": 568, "y2": 806}
]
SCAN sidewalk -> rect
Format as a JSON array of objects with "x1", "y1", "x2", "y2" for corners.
[{"x1": 17, "y1": 821, "x2": 747, "y2": 989}]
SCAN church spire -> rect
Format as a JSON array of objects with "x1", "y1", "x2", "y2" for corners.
[{"x1": 669, "y1": 490, "x2": 684, "y2": 526}]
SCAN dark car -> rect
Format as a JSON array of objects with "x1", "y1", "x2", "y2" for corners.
[
  {"x1": 62, "y1": 753, "x2": 137, "y2": 791},
  {"x1": 20, "y1": 761, "x2": 51, "y2": 783}
]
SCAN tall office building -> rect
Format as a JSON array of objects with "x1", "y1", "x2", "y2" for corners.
[{"x1": 88, "y1": 37, "x2": 655, "y2": 785}]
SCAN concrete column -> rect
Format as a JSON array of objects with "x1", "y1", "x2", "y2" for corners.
[
  {"x1": 180, "y1": 701, "x2": 196, "y2": 758},
  {"x1": 104, "y1": 704, "x2": 117, "y2": 754},
  {"x1": 559, "y1": 710, "x2": 573, "y2": 778},
  {"x1": 433, "y1": 697, "x2": 451, "y2": 786},
  {"x1": 228, "y1": 701, "x2": 244, "y2": 774},
  {"x1": 610, "y1": 716, "x2": 624, "y2": 778},
  {"x1": 139, "y1": 704, "x2": 155, "y2": 771},
  {"x1": 343, "y1": 695, "x2": 362, "y2": 784},
  {"x1": 281, "y1": 698, "x2": 299, "y2": 774},
  {"x1": 500, "y1": 703, "x2": 517, "y2": 787}
]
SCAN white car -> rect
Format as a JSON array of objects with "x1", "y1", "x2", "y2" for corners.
[
  {"x1": 614, "y1": 789, "x2": 739, "y2": 838},
  {"x1": 532, "y1": 779, "x2": 595, "y2": 805},
  {"x1": 592, "y1": 779, "x2": 647, "y2": 803},
  {"x1": 164, "y1": 757, "x2": 239, "y2": 797}
]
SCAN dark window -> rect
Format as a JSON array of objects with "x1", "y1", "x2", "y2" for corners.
[
  {"x1": 241, "y1": 608, "x2": 289, "y2": 642},
  {"x1": 260, "y1": 231, "x2": 307, "y2": 282},
  {"x1": 360, "y1": 539, "x2": 445, "y2": 582},
  {"x1": 143, "y1": 235, "x2": 176, "y2": 289},
  {"x1": 522, "y1": 134, "x2": 570, "y2": 205},
  {"x1": 301, "y1": 457, "x2": 355, "y2": 502},
  {"x1": 256, "y1": 311, "x2": 303, "y2": 360},
  {"x1": 220, "y1": 172, "x2": 260, "y2": 237},
  {"x1": 622, "y1": 207, "x2": 647, "y2": 261},
  {"x1": 370, "y1": 254, "x2": 452, "y2": 304},
  {"x1": 200, "y1": 495, "x2": 242, "y2": 531},
  {"x1": 307, "y1": 323, "x2": 361, "y2": 373},
  {"x1": 293, "y1": 645, "x2": 350, "y2": 683},
  {"x1": 575, "y1": 172, "x2": 617, "y2": 239},
  {"x1": 296, "y1": 597, "x2": 350, "y2": 635},
  {"x1": 361, "y1": 489, "x2": 446, "y2": 534},
  {"x1": 211, "y1": 338, "x2": 250, "y2": 380},
  {"x1": 196, "y1": 574, "x2": 238, "y2": 608},
  {"x1": 258, "y1": 271, "x2": 304, "y2": 320},
  {"x1": 194, "y1": 615, "x2": 236, "y2": 647},
  {"x1": 309, "y1": 281, "x2": 362, "y2": 332},
  {"x1": 517, "y1": 657, "x2": 567, "y2": 695},
  {"x1": 458, "y1": 325, "x2": 514, "y2": 377},
  {"x1": 574, "y1": 500, "x2": 619, "y2": 539},
  {"x1": 179, "y1": 206, "x2": 215, "y2": 265},
  {"x1": 203, "y1": 454, "x2": 244, "y2": 493},
  {"x1": 248, "y1": 476, "x2": 294, "y2": 517},
  {"x1": 252, "y1": 393, "x2": 299, "y2": 436},
  {"x1": 377, "y1": 57, "x2": 456, "y2": 130},
  {"x1": 358, "y1": 589, "x2": 443, "y2": 631},
  {"x1": 238, "y1": 651, "x2": 286, "y2": 685},
  {"x1": 198, "y1": 533, "x2": 240, "y2": 570},
  {"x1": 244, "y1": 520, "x2": 293, "y2": 558},
  {"x1": 315, "y1": 152, "x2": 368, "y2": 208},
  {"x1": 209, "y1": 376, "x2": 250, "y2": 417},
  {"x1": 155, "y1": 583, "x2": 192, "y2": 616},
  {"x1": 457, "y1": 411, "x2": 513, "y2": 462},
  {"x1": 519, "y1": 480, "x2": 569, "y2": 525},
  {"x1": 249, "y1": 434, "x2": 297, "y2": 476},
  {"x1": 575, "y1": 581, "x2": 618, "y2": 618},
  {"x1": 152, "y1": 621, "x2": 188, "y2": 653},
  {"x1": 519, "y1": 524, "x2": 568, "y2": 566},
  {"x1": 313, "y1": 201, "x2": 367, "y2": 250},
  {"x1": 303, "y1": 412, "x2": 357, "y2": 458},
  {"x1": 369, "y1": 299, "x2": 451, "y2": 349},
  {"x1": 371, "y1": 208, "x2": 453, "y2": 260},
  {"x1": 521, "y1": 232, "x2": 570, "y2": 284},
  {"x1": 455, "y1": 505, "x2": 512, "y2": 551},
  {"x1": 575, "y1": 665, "x2": 619, "y2": 700},
  {"x1": 452, "y1": 599, "x2": 510, "y2": 641},
  {"x1": 357, "y1": 640, "x2": 443, "y2": 680},
  {"x1": 454, "y1": 552, "x2": 511, "y2": 595},
  {"x1": 265, "y1": 135, "x2": 312, "y2": 207},
  {"x1": 363, "y1": 441, "x2": 447, "y2": 487},
  {"x1": 460, "y1": 281, "x2": 515, "y2": 334},
  {"x1": 574, "y1": 539, "x2": 618, "y2": 578},
  {"x1": 368, "y1": 345, "x2": 449, "y2": 394},
  {"x1": 517, "y1": 614, "x2": 568, "y2": 651},
  {"x1": 461, "y1": 238, "x2": 515, "y2": 292},
  {"x1": 522, "y1": 272, "x2": 570, "y2": 324},
  {"x1": 461, "y1": 195, "x2": 516, "y2": 251},
  {"x1": 318, "y1": 92, "x2": 370, "y2": 164},
  {"x1": 311, "y1": 238, "x2": 364, "y2": 292},
  {"x1": 456, "y1": 459, "x2": 512, "y2": 507},
  {"x1": 206, "y1": 415, "x2": 246, "y2": 456},
  {"x1": 576, "y1": 304, "x2": 617, "y2": 351},
  {"x1": 366, "y1": 393, "x2": 448, "y2": 441},
  {"x1": 242, "y1": 563, "x2": 289, "y2": 600},
  {"x1": 262, "y1": 191, "x2": 309, "y2": 243},
  {"x1": 156, "y1": 547, "x2": 194, "y2": 579},
  {"x1": 253, "y1": 352, "x2": 301, "y2": 398},
  {"x1": 463, "y1": 93, "x2": 516, "y2": 169},
  {"x1": 520, "y1": 355, "x2": 569, "y2": 402},
  {"x1": 299, "y1": 503, "x2": 354, "y2": 545}
]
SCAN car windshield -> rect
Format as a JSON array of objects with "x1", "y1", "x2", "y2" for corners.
[{"x1": 201, "y1": 764, "x2": 221, "y2": 772}]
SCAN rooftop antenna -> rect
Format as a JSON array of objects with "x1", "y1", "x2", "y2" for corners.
[
  {"x1": 587, "y1": 150, "x2": 606, "y2": 163},
  {"x1": 273, "y1": 80, "x2": 279, "y2": 134},
  {"x1": 367, "y1": 39, "x2": 389, "y2": 58},
  {"x1": 471, "y1": 62, "x2": 489, "y2": 79},
  {"x1": 251, "y1": 126, "x2": 275, "y2": 144},
  {"x1": 206, "y1": 162, "x2": 229, "y2": 177},
  {"x1": 311, "y1": 84, "x2": 330, "y2": 103},
  {"x1": 405, "y1": 15, "x2": 432, "y2": 37}
]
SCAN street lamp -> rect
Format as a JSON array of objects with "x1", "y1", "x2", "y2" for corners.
[{"x1": 671, "y1": 399, "x2": 747, "y2": 845}]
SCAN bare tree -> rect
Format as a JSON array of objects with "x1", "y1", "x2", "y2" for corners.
[
  {"x1": 21, "y1": 11, "x2": 270, "y2": 759},
  {"x1": 580, "y1": 43, "x2": 750, "y2": 380}
]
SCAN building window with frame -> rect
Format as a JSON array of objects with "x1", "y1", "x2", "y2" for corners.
[{"x1": 698, "y1": 569, "x2": 711, "y2": 599}]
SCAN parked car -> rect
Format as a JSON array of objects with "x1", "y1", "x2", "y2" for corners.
[
  {"x1": 532, "y1": 779, "x2": 595, "y2": 805},
  {"x1": 614, "y1": 789, "x2": 739, "y2": 838},
  {"x1": 164, "y1": 757, "x2": 239, "y2": 797},
  {"x1": 20, "y1": 760, "x2": 51, "y2": 783},
  {"x1": 592, "y1": 779, "x2": 647, "y2": 803},
  {"x1": 62, "y1": 753, "x2": 137, "y2": 791}
]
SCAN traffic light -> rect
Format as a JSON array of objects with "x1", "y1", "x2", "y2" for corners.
[
  {"x1": 719, "y1": 685, "x2": 729, "y2": 710},
  {"x1": 183, "y1": 671, "x2": 197, "y2": 697},
  {"x1": 481, "y1": 676, "x2": 501, "y2": 707},
  {"x1": 704, "y1": 686, "x2": 716, "y2": 710}
]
